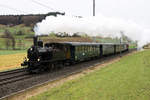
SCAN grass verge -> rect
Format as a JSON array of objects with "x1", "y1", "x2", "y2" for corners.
[{"x1": 29, "y1": 50, "x2": 150, "y2": 100}]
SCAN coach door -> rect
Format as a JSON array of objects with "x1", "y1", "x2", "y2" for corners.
[
  {"x1": 66, "y1": 46, "x2": 71, "y2": 59},
  {"x1": 100, "y1": 45, "x2": 103, "y2": 57},
  {"x1": 114, "y1": 45, "x2": 116, "y2": 54},
  {"x1": 70, "y1": 46, "x2": 75, "y2": 60}
]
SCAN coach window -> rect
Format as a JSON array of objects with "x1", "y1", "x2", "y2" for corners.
[
  {"x1": 92, "y1": 46, "x2": 94, "y2": 51},
  {"x1": 79, "y1": 46, "x2": 81, "y2": 51},
  {"x1": 77, "y1": 46, "x2": 79, "y2": 51},
  {"x1": 88, "y1": 46, "x2": 90, "y2": 52},
  {"x1": 86, "y1": 46, "x2": 88, "y2": 52},
  {"x1": 81, "y1": 46, "x2": 82, "y2": 51},
  {"x1": 90, "y1": 46, "x2": 91, "y2": 52},
  {"x1": 85, "y1": 46, "x2": 87, "y2": 52},
  {"x1": 97, "y1": 46, "x2": 99, "y2": 51},
  {"x1": 79, "y1": 46, "x2": 80, "y2": 52},
  {"x1": 83, "y1": 46, "x2": 85, "y2": 52},
  {"x1": 80, "y1": 46, "x2": 82, "y2": 51},
  {"x1": 86, "y1": 46, "x2": 87, "y2": 52},
  {"x1": 78, "y1": 46, "x2": 80, "y2": 52},
  {"x1": 84, "y1": 46, "x2": 86, "y2": 52},
  {"x1": 80, "y1": 46, "x2": 81, "y2": 51},
  {"x1": 90, "y1": 46, "x2": 92, "y2": 51},
  {"x1": 75, "y1": 46, "x2": 77, "y2": 51}
]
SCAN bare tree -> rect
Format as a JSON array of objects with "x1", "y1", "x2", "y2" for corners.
[{"x1": 4, "y1": 29, "x2": 16, "y2": 50}]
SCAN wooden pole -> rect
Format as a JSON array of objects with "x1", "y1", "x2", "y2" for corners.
[{"x1": 93, "y1": 0, "x2": 95, "y2": 16}]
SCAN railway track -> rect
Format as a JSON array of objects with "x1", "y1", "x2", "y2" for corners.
[
  {"x1": 0, "y1": 68, "x2": 26, "y2": 76},
  {"x1": 0, "y1": 49, "x2": 136, "y2": 99},
  {"x1": 0, "y1": 68, "x2": 30, "y2": 86}
]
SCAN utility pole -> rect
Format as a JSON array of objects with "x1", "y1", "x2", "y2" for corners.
[
  {"x1": 120, "y1": 31, "x2": 123, "y2": 57},
  {"x1": 92, "y1": 0, "x2": 96, "y2": 42},
  {"x1": 93, "y1": 0, "x2": 95, "y2": 16},
  {"x1": 120, "y1": 37, "x2": 122, "y2": 57},
  {"x1": 93, "y1": 0, "x2": 96, "y2": 42}
]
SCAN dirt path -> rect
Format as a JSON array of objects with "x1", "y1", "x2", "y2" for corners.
[{"x1": 1, "y1": 51, "x2": 137, "y2": 100}]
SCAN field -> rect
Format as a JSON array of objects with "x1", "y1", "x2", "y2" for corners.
[
  {"x1": 0, "y1": 50, "x2": 26, "y2": 55},
  {"x1": 29, "y1": 50, "x2": 150, "y2": 100},
  {"x1": 0, "y1": 50, "x2": 26, "y2": 71}
]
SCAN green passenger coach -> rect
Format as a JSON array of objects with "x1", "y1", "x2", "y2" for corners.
[{"x1": 44, "y1": 42, "x2": 128, "y2": 64}]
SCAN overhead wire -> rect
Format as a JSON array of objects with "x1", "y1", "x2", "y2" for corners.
[
  {"x1": 41, "y1": 0, "x2": 65, "y2": 12},
  {"x1": 31, "y1": 0, "x2": 57, "y2": 12},
  {"x1": 40, "y1": 0, "x2": 80, "y2": 17},
  {"x1": 31, "y1": 0, "x2": 68, "y2": 15},
  {"x1": 0, "y1": 0, "x2": 76, "y2": 17},
  {"x1": 0, "y1": 4, "x2": 28, "y2": 14}
]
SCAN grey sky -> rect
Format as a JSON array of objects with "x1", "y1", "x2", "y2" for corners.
[{"x1": 0, "y1": 0, "x2": 150, "y2": 28}]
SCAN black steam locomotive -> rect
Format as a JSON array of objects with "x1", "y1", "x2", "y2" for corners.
[{"x1": 21, "y1": 37, "x2": 129, "y2": 73}]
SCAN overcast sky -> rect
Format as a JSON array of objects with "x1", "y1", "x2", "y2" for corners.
[{"x1": 0, "y1": 0, "x2": 150, "y2": 28}]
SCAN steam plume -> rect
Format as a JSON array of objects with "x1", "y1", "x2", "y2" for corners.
[{"x1": 34, "y1": 14, "x2": 150, "y2": 48}]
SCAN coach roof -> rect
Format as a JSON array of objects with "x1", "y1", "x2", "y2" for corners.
[
  {"x1": 60, "y1": 42, "x2": 120, "y2": 46},
  {"x1": 45, "y1": 42, "x2": 127, "y2": 46}
]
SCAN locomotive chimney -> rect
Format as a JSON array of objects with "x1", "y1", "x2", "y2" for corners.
[{"x1": 33, "y1": 36, "x2": 38, "y2": 46}]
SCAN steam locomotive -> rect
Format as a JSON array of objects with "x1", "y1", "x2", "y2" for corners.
[{"x1": 21, "y1": 37, "x2": 129, "y2": 73}]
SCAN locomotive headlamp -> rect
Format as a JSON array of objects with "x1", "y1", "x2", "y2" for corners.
[
  {"x1": 38, "y1": 58, "x2": 40, "y2": 61},
  {"x1": 30, "y1": 48, "x2": 33, "y2": 51}
]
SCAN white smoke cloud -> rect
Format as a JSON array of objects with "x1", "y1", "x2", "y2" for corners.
[{"x1": 34, "y1": 14, "x2": 150, "y2": 48}]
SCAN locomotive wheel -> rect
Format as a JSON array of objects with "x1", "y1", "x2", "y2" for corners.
[
  {"x1": 58, "y1": 62, "x2": 64, "y2": 69},
  {"x1": 51, "y1": 63, "x2": 55, "y2": 71}
]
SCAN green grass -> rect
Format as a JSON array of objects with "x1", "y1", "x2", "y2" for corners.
[
  {"x1": 0, "y1": 50, "x2": 26, "y2": 55},
  {"x1": 129, "y1": 43, "x2": 137, "y2": 49},
  {"x1": 29, "y1": 50, "x2": 150, "y2": 100}
]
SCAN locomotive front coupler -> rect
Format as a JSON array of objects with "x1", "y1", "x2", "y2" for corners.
[{"x1": 21, "y1": 57, "x2": 28, "y2": 66}]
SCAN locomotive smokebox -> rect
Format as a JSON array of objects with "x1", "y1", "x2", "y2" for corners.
[{"x1": 33, "y1": 36, "x2": 38, "y2": 46}]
